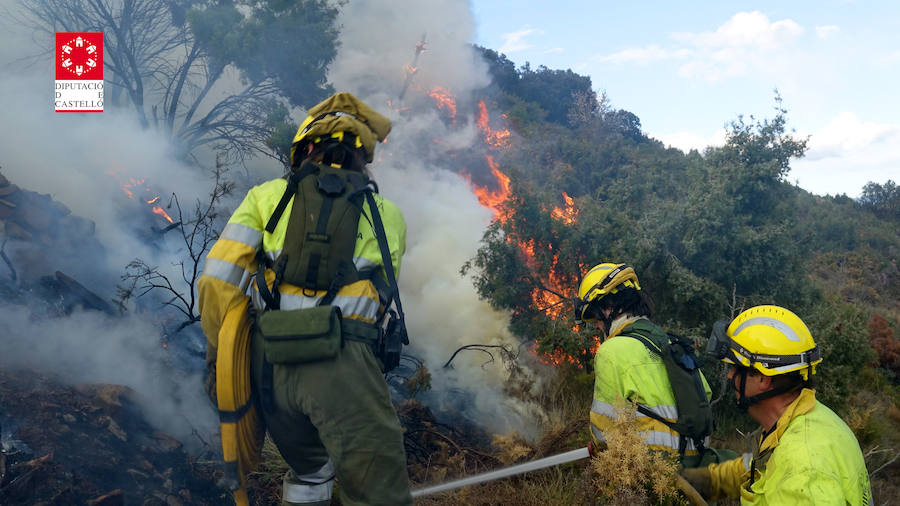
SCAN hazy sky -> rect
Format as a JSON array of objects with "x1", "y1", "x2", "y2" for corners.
[{"x1": 471, "y1": 0, "x2": 900, "y2": 197}]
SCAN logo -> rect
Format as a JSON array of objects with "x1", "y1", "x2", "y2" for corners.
[{"x1": 55, "y1": 32, "x2": 104, "y2": 113}]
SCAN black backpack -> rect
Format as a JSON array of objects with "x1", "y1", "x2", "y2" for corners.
[{"x1": 623, "y1": 320, "x2": 713, "y2": 458}]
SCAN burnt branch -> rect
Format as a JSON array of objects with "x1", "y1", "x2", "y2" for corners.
[
  {"x1": 114, "y1": 159, "x2": 233, "y2": 331},
  {"x1": 443, "y1": 344, "x2": 515, "y2": 369},
  {"x1": 0, "y1": 241, "x2": 15, "y2": 282}
]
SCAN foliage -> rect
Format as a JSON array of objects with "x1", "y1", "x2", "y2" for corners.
[
  {"x1": 860, "y1": 180, "x2": 900, "y2": 222},
  {"x1": 869, "y1": 313, "x2": 900, "y2": 378},
  {"x1": 187, "y1": 0, "x2": 338, "y2": 109},
  {"x1": 475, "y1": 46, "x2": 600, "y2": 128},
  {"x1": 802, "y1": 296, "x2": 876, "y2": 412},
  {"x1": 466, "y1": 91, "x2": 822, "y2": 363}
]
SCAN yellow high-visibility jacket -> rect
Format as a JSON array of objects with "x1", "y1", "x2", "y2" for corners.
[
  {"x1": 590, "y1": 316, "x2": 712, "y2": 457},
  {"x1": 709, "y1": 388, "x2": 872, "y2": 505},
  {"x1": 198, "y1": 176, "x2": 406, "y2": 358}
]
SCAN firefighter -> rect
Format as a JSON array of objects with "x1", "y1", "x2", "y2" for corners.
[
  {"x1": 576, "y1": 262, "x2": 715, "y2": 466},
  {"x1": 683, "y1": 305, "x2": 872, "y2": 504},
  {"x1": 199, "y1": 92, "x2": 411, "y2": 506}
]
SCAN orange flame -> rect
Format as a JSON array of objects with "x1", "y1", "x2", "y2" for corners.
[
  {"x1": 463, "y1": 103, "x2": 591, "y2": 367},
  {"x1": 120, "y1": 177, "x2": 145, "y2": 200},
  {"x1": 464, "y1": 155, "x2": 511, "y2": 222},
  {"x1": 476, "y1": 101, "x2": 511, "y2": 149},
  {"x1": 152, "y1": 206, "x2": 174, "y2": 223},
  {"x1": 428, "y1": 86, "x2": 457, "y2": 119},
  {"x1": 550, "y1": 192, "x2": 577, "y2": 225},
  {"x1": 108, "y1": 168, "x2": 174, "y2": 224}
]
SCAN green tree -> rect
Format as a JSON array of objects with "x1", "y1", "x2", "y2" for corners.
[
  {"x1": 860, "y1": 180, "x2": 900, "y2": 221},
  {"x1": 658, "y1": 96, "x2": 811, "y2": 309}
]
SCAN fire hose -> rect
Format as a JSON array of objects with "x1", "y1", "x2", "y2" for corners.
[{"x1": 410, "y1": 444, "x2": 708, "y2": 506}]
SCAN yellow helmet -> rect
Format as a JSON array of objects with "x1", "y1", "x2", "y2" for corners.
[
  {"x1": 575, "y1": 263, "x2": 641, "y2": 322},
  {"x1": 710, "y1": 305, "x2": 822, "y2": 380},
  {"x1": 290, "y1": 92, "x2": 392, "y2": 166}
]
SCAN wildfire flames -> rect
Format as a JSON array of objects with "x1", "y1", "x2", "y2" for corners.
[
  {"x1": 428, "y1": 87, "x2": 457, "y2": 119},
  {"x1": 467, "y1": 104, "x2": 596, "y2": 367},
  {"x1": 423, "y1": 79, "x2": 596, "y2": 367},
  {"x1": 476, "y1": 101, "x2": 511, "y2": 149},
  {"x1": 551, "y1": 192, "x2": 577, "y2": 225},
  {"x1": 106, "y1": 168, "x2": 174, "y2": 223},
  {"x1": 464, "y1": 155, "x2": 510, "y2": 222}
]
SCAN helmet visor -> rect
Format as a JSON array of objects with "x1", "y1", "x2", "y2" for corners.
[
  {"x1": 575, "y1": 299, "x2": 603, "y2": 324},
  {"x1": 707, "y1": 319, "x2": 732, "y2": 360}
]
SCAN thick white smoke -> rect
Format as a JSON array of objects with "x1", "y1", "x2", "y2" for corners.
[{"x1": 330, "y1": 0, "x2": 544, "y2": 435}]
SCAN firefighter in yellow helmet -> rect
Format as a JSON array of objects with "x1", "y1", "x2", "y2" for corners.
[
  {"x1": 199, "y1": 92, "x2": 411, "y2": 505},
  {"x1": 577, "y1": 262, "x2": 715, "y2": 466},
  {"x1": 682, "y1": 305, "x2": 872, "y2": 505}
]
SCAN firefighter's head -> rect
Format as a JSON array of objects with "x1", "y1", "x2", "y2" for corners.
[
  {"x1": 290, "y1": 92, "x2": 392, "y2": 171},
  {"x1": 708, "y1": 305, "x2": 821, "y2": 412},
  {"x1": 575, "y1": 262, "x2": 653, "y2": 334}
]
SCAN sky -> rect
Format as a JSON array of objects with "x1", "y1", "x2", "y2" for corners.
[{"x1": 470, "y1": 0, "x2": 900, "y2": 197}]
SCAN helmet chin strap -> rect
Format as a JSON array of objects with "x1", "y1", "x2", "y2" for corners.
[
  {"x1": 599, "y1": 309, "x2": 620, "y2": 339},
  {"x1": 731, "y1": 368, "x2": 803, "y2": 411}
]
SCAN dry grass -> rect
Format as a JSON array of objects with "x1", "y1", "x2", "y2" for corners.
[
  {"x1": 246, "y1": 438, "x2": 289, "y2": 505},
  {"x1": 582, "y1": 403, "x2": 685, "y2": 506}
]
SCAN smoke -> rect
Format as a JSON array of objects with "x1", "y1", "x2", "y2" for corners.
[
  {"x1": 0, "y1": 304, "x2": 217, "y2": 447},
  {"x1": 329, "y1": 0, "x2": 544, "y2": 436},
  {"x1": 0, "y1": 1, "x2": 218, "y2": 447}
]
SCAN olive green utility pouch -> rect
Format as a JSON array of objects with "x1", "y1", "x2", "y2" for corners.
[{"x1": 258, "y1": 306, "x2": 342, "y2": 364}]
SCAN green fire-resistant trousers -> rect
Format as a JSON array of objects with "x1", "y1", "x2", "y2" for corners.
[{"x1": 251, "y1": 332, "x2": 412, "y2": 506}]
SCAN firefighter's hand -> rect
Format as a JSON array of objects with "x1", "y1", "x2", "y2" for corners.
[
  {"x1": 680, "y1": 466, "x2": 712, "y2": 499},
  {"x1": 587, "y1": 440, "x2": 607, "y2": 457}
]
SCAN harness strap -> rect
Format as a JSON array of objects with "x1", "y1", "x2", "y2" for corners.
[
  {"x1": 318, "y1": 262, "x2": 347, "y2": 307},
  {"x1": 266, "y1": 163, "x2": 318, "y2": 233},
  {"x1": 363, "y1": 191, "x2": 407, "y2": 342}
]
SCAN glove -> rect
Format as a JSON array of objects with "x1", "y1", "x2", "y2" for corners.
[
  {"x1": 680, "y1": 466, "x2": 712, "y2": 499},
  {"x1": 587, "y1": 440, "x2": 607, "y2": 457}
]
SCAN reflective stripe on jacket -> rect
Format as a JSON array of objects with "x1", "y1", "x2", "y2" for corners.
[
  {"x1": 199, "y1": 177, "x2": 406, "y2": 349},
  {"x1": 590, "y1": 316, "x2": 712, "y2": 457},
  {"x1": 708, "y1": 388, "x2": 872, "y2": 505}
]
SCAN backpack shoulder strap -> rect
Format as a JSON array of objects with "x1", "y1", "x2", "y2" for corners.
[
  {"x1": 622, "y1": 320, "x2": 665, "y2": 354},
  {"x1": 265, "y1": 162, "x2": 318, "y2": 234},
  {"x1": 362, "y1": 190, "x2": 406, "y2": 340}
]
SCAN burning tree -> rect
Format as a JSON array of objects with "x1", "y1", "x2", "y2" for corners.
[{"x1": 17, "y1": 0, "x2": 339, "y2": 162}]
